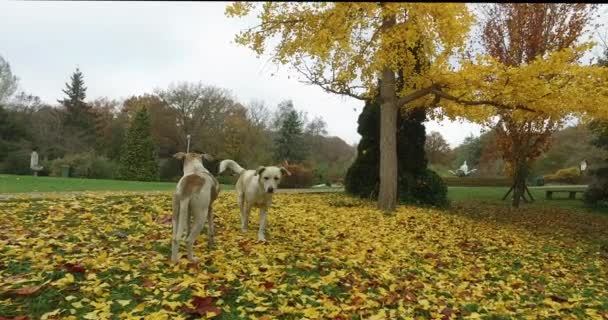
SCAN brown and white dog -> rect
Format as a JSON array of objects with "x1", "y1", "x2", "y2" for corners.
[
  {"x1": 218, "y1": 159, "x2": 291, "y2": 242},
  {"x1": 171, "y1": 152, "x2": 220, "y2": 263}
]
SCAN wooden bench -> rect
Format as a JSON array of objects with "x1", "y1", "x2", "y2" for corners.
[{"x1": 543, "y1": 187, "x2": 587, "y2": 200}]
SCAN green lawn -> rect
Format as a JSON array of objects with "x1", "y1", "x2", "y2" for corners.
[
  {"x1": 447, "y1": 185, "x2": 603, "y2": 211},
  {"x1": 1, "y1": 174, "x2": 601, "y2": 212},
  {"x1": 0, "y1": 174, "x2": 233, "y2": 194}
]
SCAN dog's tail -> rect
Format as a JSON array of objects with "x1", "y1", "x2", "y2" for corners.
[{"x1": 219, "y1": 159, "x2": 245, "y2": 175}]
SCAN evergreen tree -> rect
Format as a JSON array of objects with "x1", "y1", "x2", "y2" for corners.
[
  {"x1": 118, "y1": 107, "x2": 159, "y2": 181},
  {"x1": 58, "y1": 68, "x2": 95, "y2": 148},
  {"x1": 584, "y1": 48, "x2": 608, "y2": 205},
  {"x1": 273, "y1": 107, "x2": 308, "y2": 163},
  {"x1": 344, "y1": 99, "x2": 448, "y2": 206}
]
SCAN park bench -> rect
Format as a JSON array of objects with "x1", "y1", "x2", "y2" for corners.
[{"x1": 540, "y1": 186, "x2": 587, "y2": 200}]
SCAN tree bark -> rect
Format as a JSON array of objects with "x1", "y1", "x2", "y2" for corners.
[
  {"x1": 511, "y1": 156, "x2": 527, "y2": 208},
  {"x1": 378, "y1": 67, "x2": 398, "y2": 212}
]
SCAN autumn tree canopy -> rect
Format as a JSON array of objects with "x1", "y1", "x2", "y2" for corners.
[{"x1": 227, "y1": 2, "x2": 608, "y2": 210}]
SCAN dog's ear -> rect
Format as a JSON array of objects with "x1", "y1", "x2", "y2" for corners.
[
  {"x1": 202, "y1": 153, "x2": 214, "y2": 161},
  {"x1": 173, "y1": 152, "x2": 186, "y2": 160},
  {"x1": 256, "y1": 166, "x2": 266, "y2": 176},
  {"x1": 280, "y1": 167, "x2": 292, "y2": 177}
]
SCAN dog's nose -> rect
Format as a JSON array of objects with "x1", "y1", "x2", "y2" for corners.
[{"x1": 267, "y1": 187, "x2": 274, "y2": 193}]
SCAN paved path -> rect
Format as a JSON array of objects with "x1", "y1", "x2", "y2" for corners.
[{"x1": 0, "y1": 188, "x2": 344, "y2": 201}]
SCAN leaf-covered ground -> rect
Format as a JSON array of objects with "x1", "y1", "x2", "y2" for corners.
[{"x1": 1, "y1": 193, "x2": 607, "y2": 320}]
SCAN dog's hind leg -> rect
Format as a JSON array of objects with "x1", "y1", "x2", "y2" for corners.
[
  {"x1": 238, "y1": 192, "x2": 250, "y2": 232},
  {"x1": 171, "y1": 199, "x2": 189, "y2": 263},
  {"x1": 171, "y1": 194, "x2": 179, "y2": 240},
  {"x1": 186, "y1": 204, "x2": 208, "y2": 262},
  {"x1": 241, "y1": 202, "x2": 252, "y2": 233},
  {"x1": 207, "y1": 205, "x2": 215, "y2": 247}
]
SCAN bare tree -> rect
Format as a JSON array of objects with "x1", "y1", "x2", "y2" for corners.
[{"x1": 0, "y1": 55, "x2": 18, "y2": 103}]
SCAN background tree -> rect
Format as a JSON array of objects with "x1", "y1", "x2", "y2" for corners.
[
  {"x1": 122, "y1": 94, "x2": 180, "y2": 158},
  {"x1": 0, "y1": 55, "x2": 18, "y2": 103},
  {"x1": 58, "y1": 68, "x2": 96, "y2": 152},
  {"x1": 156, "y1": 82, "x2": 240, "y2": 156},
  {"x1": 584, "y1": 42, "x2": 608, "y2": 205},
  {"x1": 425, "y1": 131, "x2": 451, "y2": 166},
  {"x1": 273, "y1": 101, "x2": 308, "y2": 163},
  {"x1": 474, "y1": 3, "x2": 597, "y2": 207},
  {"x1": 226, "y1": 2, "x2": 474, "y2": 211},
  {"x1": 117, "y1": 107, "x2": 159, "y2": 181}
]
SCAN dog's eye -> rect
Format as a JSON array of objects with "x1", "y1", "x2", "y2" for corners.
[
  {"x1": 264, "y1": 177, "x2": 269, "y2": 180},
  {"x1": 274, "y1": 177, "x2": 279, "y2": 180}
]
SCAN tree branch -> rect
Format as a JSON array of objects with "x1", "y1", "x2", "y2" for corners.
[
  {"x1": 431, "y1": 88, "x2": 537, "y2": 112},
  {"x1": 395, "y1": 84, "x2": 441, "y2": 107}
]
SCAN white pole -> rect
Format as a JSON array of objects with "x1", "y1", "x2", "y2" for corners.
[{"x1": 186, "y1": 134, "x2": 191, "y2": 153}]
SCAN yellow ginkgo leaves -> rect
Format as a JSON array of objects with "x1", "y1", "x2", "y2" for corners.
[{"x1": 0, "y1": 193, "x2": 607, "y2": 319}]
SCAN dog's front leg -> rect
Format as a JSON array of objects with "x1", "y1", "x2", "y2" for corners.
[{"x1": 257, "y1": 207, "x2": 268, "y2": 242}]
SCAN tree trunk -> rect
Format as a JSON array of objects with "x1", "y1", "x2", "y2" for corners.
[
  {"x1": 511, "y1": 157, "x2": 527, "y2": 208},
  {"x1": 377, "y1": 67, "x2": 398, "y2": 212}
]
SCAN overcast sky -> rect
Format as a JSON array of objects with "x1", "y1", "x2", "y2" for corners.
[{"x1": 1, "y1": 2, "x2": 607, "y2": 147}]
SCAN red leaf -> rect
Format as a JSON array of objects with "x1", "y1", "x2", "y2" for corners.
[
  {"x1": 63, "y1": 263, "x2": 86, "y2": 274},
  {"x1": 183, "y1": 296, "x2": 222, "y2": 318},
  {"x1": 142, "y1": 279, "x2": 155, "y2": 288},
  {"x1": 157, "y1": 215, "x2": 172, "y2": 225},
  {"x1": 261, "y1": 281, "x2": 275, "y2": 290},
  {"x1": 14, "y1": 316, "x2": 29, "y2": 320},
  {"x1": 424, "y1": 253, "x2": 438, "y2": 259},
  {"x1": 403, "y1": 291, "x2": 418, "y2": 303},
  {"x1": 13, "y1": 285, "x2": 42, "y2": 296},
  {"x1": 441, "y1": 307, "x2": 454, "y2": 320}
]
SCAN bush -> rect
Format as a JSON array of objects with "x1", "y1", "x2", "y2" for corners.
[
  {"x1": 543, "y1": 166, "x2": 581, "y2": 185},
  {"x1": 1, "y1": 149, "x2": 32, "y2": 175},
  {"x1": 280, "y1": 164, "x2": 314, "y2": 188},
  {"x1": 89, "y1": 157, "x2": 118, "y2": 179},
  {"x1": 159, "y1": 158, "x2": 182, "y2": 182},
  {"x1": 399, "y1": 169, "x2": 449, "y2": 207},
  {"x1": 50, "y1": 152, "x2": 117, "y2": 179},
  {"x1": 584, "y1": 166, "x2": 608, "y2": 205},
  {"x1": 217, "y1": 175, "x2": 237, "y2": 185}
]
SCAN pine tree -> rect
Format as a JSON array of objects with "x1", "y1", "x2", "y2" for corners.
[
  {"x1": 118, "y1": 107, "x2": 159, "y2": 181},
  {"x1": 58, "y1": 68, "x2": 96, "y2": 148},
  {"x1": 273, "y1": 108, "x2": 308, "y2": 163}
]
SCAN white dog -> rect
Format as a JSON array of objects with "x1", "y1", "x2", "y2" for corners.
[
  {"x1": 171, "y1": 152, "x2": 220, "y2": 263},
  {"x1": 218, "y1": 160, "x2": 291, "y2": 241}
]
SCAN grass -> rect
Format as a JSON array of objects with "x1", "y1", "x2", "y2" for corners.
[
  {"x1": 0, "y1": 174, "x2": 232, "y2": 194},
  {"x1": 447, "y1": 185, "x2": 603, "y2": 212}
]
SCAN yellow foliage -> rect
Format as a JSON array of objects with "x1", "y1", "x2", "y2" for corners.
[
  {"x1": 1, "y1": 193, "x2": 607, "y2": 318},
  {"x1": 226, "y1": 2, "x2": 608, "y2": 123}
]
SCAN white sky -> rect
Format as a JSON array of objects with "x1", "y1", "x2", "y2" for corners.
[{"x1": 1, "y1": 2, "x2": 607, "y2": 147}]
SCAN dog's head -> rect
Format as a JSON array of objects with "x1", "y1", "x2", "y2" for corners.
[
  {"x1": 255, "y1": 166, "x2": 291, "y2": 194},
  {"x1": 173, "y1": 152, "x2": 213, "y2": 173}
]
